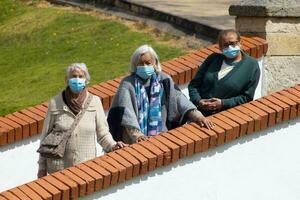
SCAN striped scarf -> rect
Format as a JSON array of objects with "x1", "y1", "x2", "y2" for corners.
[{"x1": 135, "y1": 74, "x2": 163, "y2": 136}]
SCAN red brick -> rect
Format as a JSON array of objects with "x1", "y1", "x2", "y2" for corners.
[
  {"x1": 190, "y1": 124, "x2": 218, "y2": 147},
  {"x1": 0, "y1": 117, "x2": 22, "y2": 141},
  {"x1": 234, "y1": 106, "x2": 261, "y2": 132},
  {"x1": 100, "y1": 155, "x2": 127, "y2": 183},
  {"x1": 12, "y1": 112, "x2": 38, "y2": 136},
  {"x1": 168, "y1": 129, "x2": 195, "y2": 156},
  {"x1": 26, "y1": 182, "x2": 52, "y2": 200},
  {"x1": 18, "y1": 184, "x2": 43, "y2": 200},
  {"x1": 138, "y1": 141, "x2": 164, "y2": 167},
  {"x1": 106, "y1": 80, "x2": 120, "y2": 88},
  {"x1": 0, "y1": 196, "x2": 6, "y2": 200},
  {"x1": 264, "y1": 96, "x2": 290, "y2": 121},
  {"x1": 250, "y1": 101, "x2": 276, "y2": 127},
  {"x1": 272, "y1": 93, "x2": 298, "y2": 119},
  {"x1": 220, "y1": 111, "x2": 248, "y2": 137},
  {"x1": 198, "y1": 49, "x2": 214, "y2": 57},
  {"x1": 146, "y1": 138, "x2": 172, "y2": 166},
  {"x1": 175, "y1": 58, "x2": 199, "y2": 78},
  {"x1": 66, "y1": 166, "x2": 95, "y2": 195},
  {"x1": 93, "y1": 85, "x2": 115, "y2": 107},
  {"x1": 0, "y1": 191, "x2": 19, "y2": 200},
  {"x1": 20, "y1": 109, "x2": 44, "y2": 134},
  {"x1": 61, "y1": 169, "x2": 87, "y2": 197},
  {"x1": 160, "y1": 65, "x2": 179, "y2": 84},
  {"x1": 168, "y1": 60, "x2": 192, "y2": 82},
  {"x1": 286, "y1": 87, "x2": 300, "y2": 99},
  {"x1": 84, "y1": 161, "x2": 111, "y2": 189},
  {"x1": 88, "y1": 87, "x2": 110, "y2": 110},
  {"x1": 149, "y1": 136, "x2": 180, "y2": 163},
  {"x1": 175, "y1": 126, "x2": 203, "y2": 153},
  {"x1": 257, "y1": 98, "x2": 283, "y2": 124},
  {"x1": 280, "y1": 90, "x2": 300, "y2": 116},
  {"x1": 123, "y1": 146, "x2": 149, "y2": 174},
  {"x1": 180, "y1": 55, "x2": 201, "y2": 66},
  {"x1": 207, "y1": 44, "x2": 222, "y2": 54},
  {"x1": 93, "y1": 158, "x2": 119, "y2": 185},
  {"x1": 99, "y1": 82, "x2": 118, "y2": 93},
  {"x1": 242, "y1": 103, "x2": 269, "y2": 130},
  {"x1": 9, "y1": 187, "x2": 30, "y2": 200},
  {"x1": 76, "y1": 163, "x2": 103, "y2": 192},
  {"x1": 208, "y1": 116, "x2": 235, "y2": 142},
  {"x1": 213, "y1": 114, "x2": 240, "y2": 140},
  {"x1": 241, "y1": 39, "x2": 257, "y2": 57},
  {"x1": 6, "y1": 114, "x2": 30, "y2": 139},
  {"x1": 0, "y1": 127, "x2": 8, "y2": 146},
  {"x1": 252, "y1": 37, "x2": 268, "y2": 54},
  {"x1": 107, "y1": 151, "x2": 134, "y2": 180},
  {"x1": 0, "y1": 123, "x2": 15, "y2": 144},
  {"x1": 188, "y1": 53, "x2": 206, "y2": 62},
  {"x1": 52, "y1": 172, "x2": 78, "y2": 199},
  {"x1": 115, "y1": 149, "x2": 140, "y2": 177},
  {"x1": 160, "y1": 132, "x2": 187, "y2": 158},
  {"x1": 27, "y1": 107, "x2": 46, "y2": 118},
  {"x1": 162, "y1": 63, "x2": 185, "y2": 84},
  {"x1": 43, "y1": 175, "x2": 69, "y2": 200},
  {"x1": 35, "y1": 105, "x2": 48, "y2": 113},
  {"x1": 182, "y1": 124, "x2": 210, "y2": 150},
  {"x1": 227, "y1": 108, "x2": 255, "y2": 134},
  {"x1": 242, "y1": 36, "x2": 264, "y2": 58},
  {"x1": 131, "y1": 144, "x2": 157, "y2": 171},
  {"x1": 35, "y1": 179, "x2": 61, "y2": 200}
]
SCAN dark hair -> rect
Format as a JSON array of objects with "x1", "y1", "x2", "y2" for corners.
[{"x1": 218, "y1": 29, "x2": 241, "y2": 45}]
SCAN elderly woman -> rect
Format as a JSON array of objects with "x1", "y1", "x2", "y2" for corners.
[
  {"x1": 107, "y1": 45, "x2": 213, "y2": 144},
  {"x1": 37, "y1": 63, "x2": 126, "y2": 178},
  {"x1": 188, "y1": 29, "x2": 260, "y2": 116}
]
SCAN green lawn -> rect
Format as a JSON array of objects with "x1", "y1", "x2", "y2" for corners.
[{"x1": 0, "y1": 0, "x2": 186, "y2": 116}]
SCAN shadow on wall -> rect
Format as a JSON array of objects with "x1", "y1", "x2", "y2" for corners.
[{"x1": 82, "y1": 117, "x2": 300, "y2": 200}]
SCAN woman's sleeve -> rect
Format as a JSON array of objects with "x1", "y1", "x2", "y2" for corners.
[
  {"x1": 37, "y1": 99, "x2": 55, "y2": 171},
  {"x1": 222, "y1": 64, "x2": 261, "y2": 109},
  {"x1": 188, "y1": 55, "x2": 212, "y2": 105},
  {"x1": 95, "y1": 96, "x2": 117, "y2": 152}
]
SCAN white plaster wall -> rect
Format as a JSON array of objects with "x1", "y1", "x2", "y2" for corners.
[{"x1": 84, "y1": 117, "x2": 300, "y2": 200}]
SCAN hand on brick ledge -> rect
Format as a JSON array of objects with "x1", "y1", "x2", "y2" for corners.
[
  {"x1": 112, "y1": 141, "x2": 128, "y2": 150},
  {"x1": 196, "y1": 116, "x2": 215, "y2": 130},
  {"x1": 136, "y1": 135, "x2": 149, "y2": 143}
]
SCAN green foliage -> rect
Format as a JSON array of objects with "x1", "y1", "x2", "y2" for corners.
[{"x1": 0, "y1": 1, "x2": 185, "y2": 115}]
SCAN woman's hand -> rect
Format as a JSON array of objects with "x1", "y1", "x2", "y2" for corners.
[
  {"x1": 37, "y1": 169, "x2": 47, "y2": 178},
  {"x1": 136, "y1": 135, "x2": 149, "y2": 143},
  {"x1": 196, "y1": 116, "x2": 214, "y2": 130},
  {"x1": 112, "y1": 141, "x2": 128, "y2": 150}
]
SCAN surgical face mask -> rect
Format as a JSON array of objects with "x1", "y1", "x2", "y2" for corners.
[
  {"x1": 136, "y1": 65, "x2": 155, "y2": 79},
  {"x1": 223, "y1": 45, "x2": 241, "y2": 59},
  {"x1": 68, "y1": 78, "x2": 86, "y2": 93}
]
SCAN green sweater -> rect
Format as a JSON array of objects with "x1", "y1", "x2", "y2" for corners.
[{"x1": 188, "y1": 52, "x2": 260, "y2": 115}]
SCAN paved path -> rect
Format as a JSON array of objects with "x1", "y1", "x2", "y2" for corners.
[{"x1": 126, "y1": 0, "x2": 238, "y2": 30}]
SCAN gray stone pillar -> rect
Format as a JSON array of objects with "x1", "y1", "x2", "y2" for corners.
[{"x1": 229, "y1": 0, "x2": 300, "y2": 94}]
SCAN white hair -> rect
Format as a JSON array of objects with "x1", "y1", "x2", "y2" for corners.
[
  {"x1": 66, "y1": 63, "x2": 91, "y2": 84},
  {"x1": 130, "y1": 44, "x2": 162, "y2": 73}
]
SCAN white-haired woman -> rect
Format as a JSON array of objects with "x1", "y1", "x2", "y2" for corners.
[
  {"x1": 37, "y1": 63, "x2": 127, "y2": 178},
  {"x1": 107, "y1": 45, "x2": 213, "y2": 144}
]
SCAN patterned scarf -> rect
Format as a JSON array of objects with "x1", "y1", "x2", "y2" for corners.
[
  {"x1": 64, "y1": 86, "x2": 87, "y2": 115},
  {"x1": 135, "y1": 74, "x2": 163, "y2": 136}
]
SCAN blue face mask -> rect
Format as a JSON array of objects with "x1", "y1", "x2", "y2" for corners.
[
  {"x1": 136, "y1": 65, "x2": 155, "y2": 79},
  {"x1": 223, "y1": 45, "x2": 241, "y2": 59},
  {"x1": 68, "y1": 78, "x2": 86, "y2": 93}
]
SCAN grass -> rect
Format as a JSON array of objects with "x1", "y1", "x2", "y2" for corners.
[{"x1": 0, "y1": 0, "x2": 186, "y2": 116}]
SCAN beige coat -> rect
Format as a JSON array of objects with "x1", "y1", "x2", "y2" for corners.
[{"x1": 38, "y1": 92, "x2": 116, "y2": 173}]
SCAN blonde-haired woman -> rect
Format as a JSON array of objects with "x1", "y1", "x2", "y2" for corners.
[{"x1": 107, "y1": 45, "x2": 213, "y2": 144}]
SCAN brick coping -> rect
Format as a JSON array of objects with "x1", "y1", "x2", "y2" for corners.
[
  {"x1": 0, "y1": 36, "x2": 268, "y2": 147},
  {"x1": 1, "y1": 84, "x2": 300, "y2": 199}
]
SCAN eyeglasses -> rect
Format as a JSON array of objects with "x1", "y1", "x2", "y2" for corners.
[{"x1": 222, "y1": 41, "x2": 240, "y2": 48}]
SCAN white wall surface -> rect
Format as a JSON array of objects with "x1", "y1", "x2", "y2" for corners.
[{"x1": 83, "y1": 117, "x2": 300, "y2": 200}]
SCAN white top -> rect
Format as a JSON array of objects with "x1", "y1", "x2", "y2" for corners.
[{"x1": 218, "y1": 61, "x2": 234, "y2": 80}]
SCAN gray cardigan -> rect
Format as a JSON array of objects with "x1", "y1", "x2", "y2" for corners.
[{"x1": 107, "y1": 72, "x2": 197, "y2": 142}]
